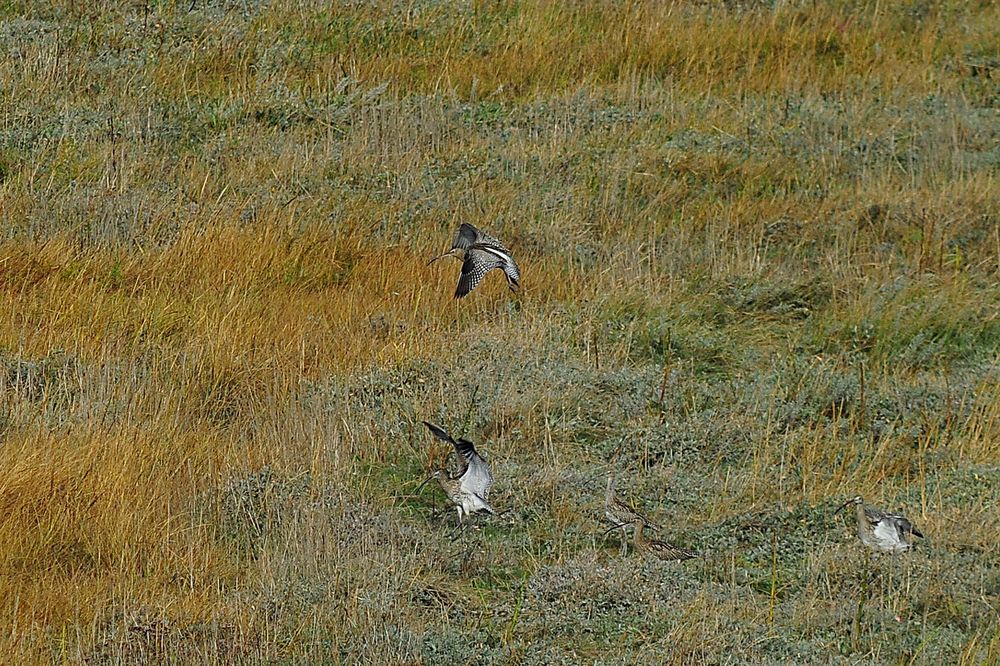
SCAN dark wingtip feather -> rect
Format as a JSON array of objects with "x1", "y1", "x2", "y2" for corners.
[
  {"x1": 423, "y1": 421, "x2": 455, "y2": 443},
  {"x1": 455, "y1": 437, "x2": 482, "y2": 460}
]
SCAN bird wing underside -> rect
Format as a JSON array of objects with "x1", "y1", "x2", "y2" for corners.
[
  {"x1": 873, "y1": 518, "x2": 905, "y2": 545},
  {"x1": 456, "y1": 249, "x2": 505, "y2": 297},
  {"x1": 499, "y1": 254, "x2": 521, "y2": 285},
  {"x1": 474, "y1": 244, "x2": 519, "y2": 286},
  {"x1": 467, "y1": 490, "x2": 497, "y2": 514},
  {"x1": 455, "y1": 438, "x2": 494, "y2": 499}
]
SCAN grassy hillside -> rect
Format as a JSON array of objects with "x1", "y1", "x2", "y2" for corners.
[{"x1": 0, "y1": 0, "x2": 998, "y2": 663}]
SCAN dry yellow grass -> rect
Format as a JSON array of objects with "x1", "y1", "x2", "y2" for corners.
[{"x1": 0, "y1": 0, "x2": 998, "y2": 663}]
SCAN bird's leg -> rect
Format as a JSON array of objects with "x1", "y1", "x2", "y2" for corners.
[
  {"x1": 882, "y1": 557, "x2": 892, "y2": 628},
  {"x1": 853, "y1": 548, "x2": 871, "y2": 651},
  {"x1": 443, "y1": 508, "x2": 464, "y2": 541},
  {"x1": 449, "y1": 525, "x2": 467, "y2": 542}
]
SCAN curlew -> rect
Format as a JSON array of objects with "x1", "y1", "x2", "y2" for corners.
[
  {"x1": 418, "y1": 421, "x2": 495, "y2": 524},
  {"x1": 604, "y1": 474, "x2": 659, "y2": 555},
  {"x1": 632, "y1": 519, "x2": 698, "y2": 562},
  {"x1": 836, "y1": 496, "x2": 924, "y2": 554},
  {"x1": 428, "y1": 223, "x2": 520, "y2": 298}
]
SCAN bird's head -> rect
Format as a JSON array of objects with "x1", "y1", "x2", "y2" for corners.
[
  {"x1": 416, "y1": 468, "x2": 444, "y2": 491},
  {"x1": 835, "y1": 495, "x2": 864, "y2": 514}
]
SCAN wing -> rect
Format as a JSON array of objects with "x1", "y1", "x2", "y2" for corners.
[
  {"x1": 863, "y1": 505, "x2": 886, "y2": 527},
  {"x1": 455, "y1": 438, "x2": 494, "y2": 499},
  {"x1": 650, "y1": 539, "x2": 698, "y2": 561},
  {"x1": 423, "y1": 420, "x2": 456, "y2": 445},
  {"x1": 455, "y1": 249, "x2": 504, "y2": 298},
  {"x1": 423, "y1": 421, "x2": 468, "y2": 478},
  {"x1": 476, "y1": 229, "x2": 509, "y2": 252},
  {"x1": 444, "y1": 451, "x2": 467, "y2": 479},
  {"x1": 451, "y1": 223, "x2": 481, "y2": 251},
  {"x1": 873, "y1": 518, "x2": 903, "y2": 546},
  {"x1": 469, "y1": 491, "x2": 496, "y2": 515},
  {"x1": 887, "y1": 513, "x2": 922, "y2": 538},
  {"x1": 501, "y1": 255, "x2": 521, "y2": 288},
  {"x1": 609, "y1": 497, "x2": 658, "y2": 530}
]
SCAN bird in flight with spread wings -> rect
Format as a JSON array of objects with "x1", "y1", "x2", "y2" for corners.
[{"x1": 428, "y1": 223, "x2": 521, "y2": 298}]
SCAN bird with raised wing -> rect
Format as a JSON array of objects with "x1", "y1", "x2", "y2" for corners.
[
  {"x1": 633, "y1": 519, "x2": 698, "y2": 562},
  {"x1": 836, "y1": 496, "x2": 924, "y2": 554},
  {"x1": 428, "y1": 223, "x2": 520, "y2": 298},
  {"x1": 604, "y1": 474, "x2": 659, "y2": 555},
  {"x1": 418, "y1": 421, "x2": 495, "y2": 523}
]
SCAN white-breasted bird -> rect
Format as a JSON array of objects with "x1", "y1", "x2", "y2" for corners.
[
  {"x1": 428, "y1": 223, "x2": 521, "y2": 298},
  {"x1": 418, "y1": 421, "x2": 495, "y2": 523},
  {"x1": 836, "y1": 495, "x2": 924, "y2": 553}
]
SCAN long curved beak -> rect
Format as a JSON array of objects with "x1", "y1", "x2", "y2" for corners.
[
  {"x1": 834, "y1": 499, "x2": 856, "y2": 515},
  {"x1": 427, "y1": 251, "x2": 453, "y2": 266},
  {"x1": 416, "y1": 475, "x2": 434, "y2": 492}
]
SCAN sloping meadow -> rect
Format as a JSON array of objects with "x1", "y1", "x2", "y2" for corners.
[{"x1": 0, "y1": 0, "x2": 998, "y2": 663}]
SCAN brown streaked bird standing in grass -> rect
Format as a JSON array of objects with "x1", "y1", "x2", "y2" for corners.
[
  {"x1": 428, "y1": 223, "x2": 521, "y2": 298},
  {"x1": 836, "y1": 496, "x2": 924, "y2": 554},
  {"x1": 604, "y1": 474, "x2": 660, "y2": 555},
  {"x1": 633, "y1": 519, "x2": 698, "y2": 562},
  {"x1": 417, "y1": 421, "x2": 495, "y2": 524}
]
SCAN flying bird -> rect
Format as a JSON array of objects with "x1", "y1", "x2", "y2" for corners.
[
  {"x1": 428, "y1": 223, "x2": 520, "y2": 298},
  {"x1": 836, "y1": 496, "x2": 924, "y2": 554},
  {"x1": 418, "y1": 421, "x2": 495, "y2": 523}
]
